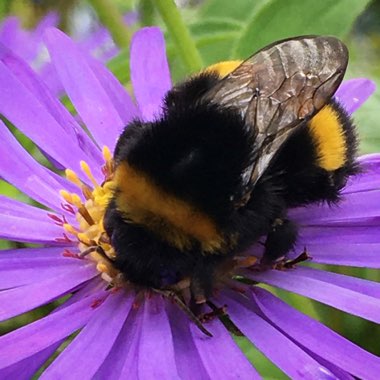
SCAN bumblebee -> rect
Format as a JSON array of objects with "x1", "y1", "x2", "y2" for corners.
[{"x1": 104, "y1": 36, "x2": 357, "y2": 305}]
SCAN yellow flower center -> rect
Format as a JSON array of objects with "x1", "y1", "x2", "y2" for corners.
[{"x1": 59, "y1": 146, "x2": 120, "y2": 284}]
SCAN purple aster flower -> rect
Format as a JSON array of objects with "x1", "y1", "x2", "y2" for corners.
[
  {"x1": 0, "y1": 26, "x2": 379, "y2": 379},
  {"x1": 0, "y1": 12, "x2": 137, "y2": 96}
]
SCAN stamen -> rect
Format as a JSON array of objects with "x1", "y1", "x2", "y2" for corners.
[
  {"x1": 65, "y1": 169, "x2": 82, "y2": 187},
  {"x1": 77, "y1": 232, "x2": 93, "y2": 246},
  {"x1": 63, "y1": 223, "x2": 79, "y2": 236},
  {"x1": 60, "y1": 190, "x2": 73, "y2": 204},
  {"x1": 82, "y1": 186, "x2": 94, "y2": 200},
  {"x1": 80, "y1": 161, "x2": 100, "y2": 189},
  {"x1": 47, "y1": 213, "x2": 67, "y2": 226},
  {"x1": 91, "y1": 297, "x2": 106, "y2": 308},
  {"x1": 63, "y1": 249, "x2": 80, "y2": 259},
  {"x1": 71, "y1": 194, "x2": 83, "y2": 208},
  {"x1": 61, "y1": 203, "x2": 75, "y2": 214},
  {"x1": 102, "y1": 146, "x2": 114, "y2": 180},
  {"x1": 102, "y1": 146, "x2": 112, "y2": 163},
  {"x1": 78, "y1": 207, "x2": 95, "y2": 226},
  {"x1": 96, "y1": 262, "x2": 109, "y2": 273},
  {"x1": 55, "y1": 233, "x2": 74, "y2": 243}
]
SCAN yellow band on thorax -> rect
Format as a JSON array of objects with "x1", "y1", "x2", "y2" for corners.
[
  {"x1": 203, "y1": 60, "x2": 243, "y2": 78},
  {"x1": 114, "y1": 162, "x2": 224, "y2": 252}
]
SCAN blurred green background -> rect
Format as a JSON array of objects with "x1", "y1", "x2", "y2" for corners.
[{"x1": 0, "y1": 0, "x2": 379, "y2": 378}]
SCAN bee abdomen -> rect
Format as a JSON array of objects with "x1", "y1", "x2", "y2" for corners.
[{"x1": 307, "y1": 100, "x2": 357, "y2": 173}]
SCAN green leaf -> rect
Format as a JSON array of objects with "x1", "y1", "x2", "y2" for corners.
[
  {"x1": 195, "y1": 32, "x2": 239, "y2": 66},
  {"x1": 200, "y1": 0, "x2": 269, "y2": 22},
  {"x1": 354, "y1": 88, "x2": 380, "y2": 153},
  {"x1": 189, "y1": 18, "x2": 241, "y2": 65},
  {"x1": 345, "y1": 37, "x2": 380, "y2": 154},
  {"x1": 234, "y1": 0, "x2": 372, "y2": 58},
  {"x1": 190, "y1": 18, "x2": 242, "y2": 36}
]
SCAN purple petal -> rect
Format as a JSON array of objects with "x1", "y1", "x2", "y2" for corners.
[
  {"x1": 44, "y1": 28, "x2": 125, "y2": 151},
  {"x1": 0, "y1": 345, "x2": 58, "y2": 380},
  {"x1": 0, "y1": 17, "x2": 19, "y2": 46},
  {"x1": 0, "y1": 17, "x2": 37, "y2": 62},
  {"x1": 167, "y1": 303, "x2": 209, "y2": 379},
  {"x1": 191, "y1": 309, "x2": 260, "y2": 379},
  {"x1": 0, "y1": 280, "x2": 104, "y2": 378},
  {"x1": 0, "y1": 264, "x2": 98, "y2": 322},
  {"x1": 0, "y1": 247, "x2": 83, "y2": 289},
  {"x1": 307, "y1": 355, "x2": 354, "y2": 380},
  {"x1": 78, "y1": 27, "x2": 110, "y2": 56},
  {"x1": 93, "y1": 307, "x2": 141, "y2": 378},
  {"x1": 290, "y1": 190, "x2": 380, "y2": 225},
  {"x1": 116, "y1": 297, "x2": 179, "y2": 378},
  {"x1": 297, "y1": 225, "x2": 380, "y2": 245},
  {"x1": 0, "y1": 288, "x2": 108, "y2": 369},
  {"x1": 127, "y1": 296, "x2": 179, "y2": 378},
  {"x1": 293, "y1": 266, "x2": 380, "y2": 297},
  {"x1": 223, "y1": 291, "x2": 330, "y2": 379},
  {"x1": 0, "y1": 213, "x2": 65, "y2": 245},
  {"x1": 251, "y1": 287, "x2": 380, "y2": 379},
  {"x1": 0, "y1": 121, "x2": 73, "y2": 211},
  {"x1": 344, "y1": 154, "x2": 380, "y2": 193},
  {"x1": 335, "y1": 78, "x2": 376, "y2": 114},
  {"x1": 41, "y1": 291, "x2": 132, "y2": 379},
  {"x1": 0, "y1": 43, "x2": 103, "y2": 169},
  {"x1": 297, "y1": 243, "x2": 380, "y2": 267},
  {"x1": 0, "y1": 195, "x2": 55, "y2": 219},
  {"x1": 0, "y1": 60, "x2": 99, "y2": 181},
  {"x1": 358, "y1": 153, "x2": 380, "y2": 164},
  {"x1": 130, "y1": 27, "x2": 172, "y2": 121},
  {"x1": 34, "y1": 12, "x2": 59, "y2": 39},
  {"x1": 78, "y1": 26, "x2": 118, "y2": 63},
  {"x1": 38, "y1": 62, "x2": 64, "y2": 96},
  {"x1": 87, "y1": 56, "x2": 140, "y2": 127},
  {"x1": 249, "y1": 268, "x2": 380, "y2": 324}
]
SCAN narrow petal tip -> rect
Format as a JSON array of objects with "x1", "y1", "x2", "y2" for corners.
[
  {"x1": 335, "y1": 78, "x2": 376, "y2": 114},
  {"x1": 42, "y1": 27, "x2": 68, "y2": 46},
  {"x1": 130, "y1": 26, "x2": 172, "y2": 122}
]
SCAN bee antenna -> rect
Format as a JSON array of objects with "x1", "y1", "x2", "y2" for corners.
[{"x1": 153, "y1": 288, "x2": 213, "y2": 337}]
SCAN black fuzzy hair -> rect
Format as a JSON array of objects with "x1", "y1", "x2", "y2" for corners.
[{"x1": 114, "y1": 75, "x2": 254, "y2": 226}]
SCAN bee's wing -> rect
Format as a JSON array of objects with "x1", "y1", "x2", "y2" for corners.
[{"x1": 202, "y1": 36, "x2": 348, "y2": 207}]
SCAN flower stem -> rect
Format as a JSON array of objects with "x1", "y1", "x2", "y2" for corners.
[
  {"x1": 154, "y1": 0, "x2": 204, "y2": 73},
  {"x1": 0, "y1": 1, "x2": 8, "y2": 18},
  {"x1": 87, "y1": 0, "x2": 131, "y2": 49},
  {"x1": 139, "y1": 0, "x2": 155, "y2": 26}
]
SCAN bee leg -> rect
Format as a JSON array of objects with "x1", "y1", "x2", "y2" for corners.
[
  {"x1": 153, "y1": 288, "x2": 213, "y2": 337},
  {"x1": 190, "y1": 277, "x2": 207, "y2": 305},
  {"x1": 261, "y1": 218, "x2": 298, "y2": 265},
  {"x1": 190, "y1": 257, "x2": 219, "y2": 304},
  {"x1": 281, "y1": 248, "x2": 312, "y2": 269}
]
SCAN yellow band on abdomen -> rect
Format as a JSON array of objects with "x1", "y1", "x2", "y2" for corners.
[{"x1": 308, "y1": 105, "x2": 347, "y2": 171}]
